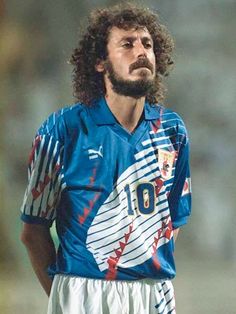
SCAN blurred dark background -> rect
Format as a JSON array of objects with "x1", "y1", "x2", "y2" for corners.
[{"x1": 1, "y1": 0, "x2": 236, "y2": 313}]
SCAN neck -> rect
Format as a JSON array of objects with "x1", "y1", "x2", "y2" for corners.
[{"x1": 105, "y1": 80, "x2": 145, "y2": 133}]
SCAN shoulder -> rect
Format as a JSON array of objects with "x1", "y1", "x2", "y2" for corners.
[
  {"x1": 37, "y1": 103, "x2": 86, "y2": 142},
  {"x1": 156, "y1": 104, "x2": 190, "y2": 147},
  {"x1": 159, "y1": 105, "x2": 188, "y2": 135},
  {"x1": 159, "y1": 105, "x2": 185, "y2": 126}
]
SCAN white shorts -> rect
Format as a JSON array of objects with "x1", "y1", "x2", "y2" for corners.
[{"x1": 47, "y1": 275, "x2": 176, "y2": 314}]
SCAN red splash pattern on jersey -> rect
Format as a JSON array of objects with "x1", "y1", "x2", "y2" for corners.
[
  {"x1": 152, "y1": 118, "x2": 161, "y2": 134},
  {"x1": 152, "y1": 218, "x2": 173, "y2": 270},
  {"x1": 79, "y1": 166, "x2": 100, "y2": 225},
  {"x1": 152, "y1": 108, "x2": 163, "y2": 133},
  {"x1": 182, "y1": 178, "x2": 191, "y2": 196},
  {"x1": 89, "y1": 167, "x2": 97, "y2": 186},
  {"x1": 41, "y1": 195, "x2": 58, "y2": 218},
  {"x1": 79, "y1": 193, "x2": 100, "y2": 224},
  {"x1": 28, "y1": 135, "x2": 41, "y2": 165},
  {"x1": 154, "y1": 178, "x2": 164, "y2": 196},
  {"x1": 31, "y1": 163, "x2": 61, "y2": 200},
  {"x1": 106, "y1": 223, "x2": 134, "y2": 280},
  {"x1": 183, "y1": 180, "x2": 190, "y2": 194}
]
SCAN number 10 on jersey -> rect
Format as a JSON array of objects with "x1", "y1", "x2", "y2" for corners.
[{"x1": 124, "y1": 182, "x2": 156, "y2": 216}]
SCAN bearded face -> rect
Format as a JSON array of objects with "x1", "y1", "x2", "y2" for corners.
[
  {"x1": 96, "y1": 26, "x2": 156, "y2": 99},
  {"x1": 104, "y1": 57, "x2": 155, "y2": 98}
]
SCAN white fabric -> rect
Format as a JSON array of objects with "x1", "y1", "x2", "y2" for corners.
[{"x1": 47, "y1": 275, "x2": 176, "y2": 314}]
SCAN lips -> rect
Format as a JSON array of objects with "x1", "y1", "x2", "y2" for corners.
[
  {"x1": 134, "y1": 67, "x2": 151, "y2": 71},
  {"x1": 129, "y1": 59, "x2": 154, "y2": 73}
]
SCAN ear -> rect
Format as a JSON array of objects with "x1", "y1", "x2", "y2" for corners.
[{"x1": 95, "y1": 59, "x2": 105, "y2": 72}]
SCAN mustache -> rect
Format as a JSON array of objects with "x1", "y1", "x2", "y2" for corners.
[{"x1": 129, "y1": 58, "x2": 154, "y2": 74}]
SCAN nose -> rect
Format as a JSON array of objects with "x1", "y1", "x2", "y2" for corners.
[{"x1": 134, "y1": 41, "x2": 147, "y2": 58}]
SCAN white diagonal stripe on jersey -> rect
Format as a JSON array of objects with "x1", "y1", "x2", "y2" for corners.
[
  {"x1": 89, "y1": 166, "x2": 167, "y2": 224},
  {"x1": 91, "y1": 216, "x2": 171, "y2": 271},
  {"x1": 34, "y1": 136, "x2": 57, "y2": 216},
  {"x1": 97, "y1": 236, "x2": 169, "y2": 272},
  {"x1": 96, "y1": 212, "x2": 170, "y2": 257},
  {"x1": 28, "y1": 135, "x2": 46, "y2": 189},
  {"x1": 98, "y1": 158, "x2": 160, "y2": 210},
  {"x1": 90, "y1": 140, "x2": 175, "y2": 221},
  {"x1": 161, "y1": 118, "x2": 181, "y2": 124},
  {"x1": 141, "y1": 134, "x2": 176, "y2": 148},
  {"x1": 135, "y1": 143, "x2": 174, "y2": 160},
  {"x1": 23, "y1": 135, "x2": 48, "y2": 215},
  {"x1": 87, "y1": 196, "x2": 169, "y2": 244},
  {"x1": 89, "y1": 185, "x2": 167, "y2": 230},
  {"x1": 93, "y1": 183, "x2": 168, "y2": 223},
  {"x1": 44, "y1": 146, "x2": 65, "y2": 220},
  {"x1": 112, "y1": 141, "x2": 170, "y2": 190},
  {"x1": 149, "y1": 125, "x2": 175, "y2": 135},
  {"x1": 22, "y1": 135, "x2": 66, "y2": 219},
  {"x1": 88, "y1": 142, "x2": 173, "y2": 222},
  {"x1": 86, "y1": 140, "x2": 174, "y2": 272},
  {"x1": 120, "y1": 231, "x2": 170, "y2": 267}
]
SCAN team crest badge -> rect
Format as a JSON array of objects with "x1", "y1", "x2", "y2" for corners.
[
  {"x1": 158, "y1": 149, "x2": 175, "y2": 180},
  {"x1": 182, "y1": 177, "x2": 191, "y2": 196}
]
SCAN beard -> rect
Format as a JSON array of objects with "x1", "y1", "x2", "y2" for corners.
[{"x1": 104, "y1": 59, "x2": 155, "y2": 99}]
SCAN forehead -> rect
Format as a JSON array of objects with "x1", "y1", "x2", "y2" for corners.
[{"x1": 107, "y1": 26, "x2": 153, "y2": 43}]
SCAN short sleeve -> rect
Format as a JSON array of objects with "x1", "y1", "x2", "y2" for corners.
[
  {"x1": 168, "y1": 135, "x2": 192, "y2": 229},
  {"x1": 20, "y1": 131, "x2": 64, "y2": 227}
]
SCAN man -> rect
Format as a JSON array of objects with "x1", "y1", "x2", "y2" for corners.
[{"x1": 21, "y1": 3, "x2": 191, "y2": 314}]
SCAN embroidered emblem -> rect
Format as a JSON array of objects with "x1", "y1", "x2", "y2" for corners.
[
  {"x1": 88, "y1": 145, "x2": 103, "y2": 159},
  {"x1": 158, "y1": 149, "x2": 175, "y2": 180},
  {"x1": 182, "y1": 177, "x2": 191, "y2": 196}
]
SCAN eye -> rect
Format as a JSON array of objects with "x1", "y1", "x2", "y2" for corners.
[
  {"x1": 143, "y1": 42, "x2": 153, "y2": 49},
  {"x1": 122, "y1": 41, "x2": 133, "y2": 49}
]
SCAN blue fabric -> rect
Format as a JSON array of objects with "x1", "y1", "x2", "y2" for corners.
[{"x1": 21, "y1": 97, "x2": 191, "y2": 281}]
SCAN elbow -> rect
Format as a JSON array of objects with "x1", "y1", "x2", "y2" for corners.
[
  {"x1": 20, "y1": 223, "x2": 36, "y2": 247},
  {"x1": 20, "y1": 229, "x2": 32, "y2": 247},
  {"x1": 20, "y1": 223, "x2": 51, "y2": 248}
]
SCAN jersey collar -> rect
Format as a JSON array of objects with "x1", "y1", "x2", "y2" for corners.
[
  {"x1": 88, "y1": 97, "x2": 161, "y2": 126},
  {"x1": 144, "y1": 102, "x2": 161, "y2": 121}
]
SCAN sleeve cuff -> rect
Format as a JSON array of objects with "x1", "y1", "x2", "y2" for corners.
[
  {"x1": 21, "y1": 213, "x2": 53, "y2": 227},
  {"x1": 172, "y1": 215, "x2": 189, "y2": 229}
]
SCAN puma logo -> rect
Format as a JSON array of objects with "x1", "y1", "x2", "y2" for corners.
[{"x1": 88, "y1": 145, "x2": 103, "y2": 159}]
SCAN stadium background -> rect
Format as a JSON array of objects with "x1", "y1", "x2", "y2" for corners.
[{"x1": 1, "y1": 0, "x2": 236, "y2": 313}]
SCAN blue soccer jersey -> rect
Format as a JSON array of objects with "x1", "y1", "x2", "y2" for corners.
[{"x1": 21, "y1": 97, "x2": 191, "y2": 281}]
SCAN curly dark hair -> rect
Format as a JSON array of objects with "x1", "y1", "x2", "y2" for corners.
[{"x1": 70, "y1": 3, "x2": 174, "y2": 105}]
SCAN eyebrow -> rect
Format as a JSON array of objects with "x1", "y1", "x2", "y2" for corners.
[{"x1": 119, "y1": 36, "x2": 153, "y2": 43}]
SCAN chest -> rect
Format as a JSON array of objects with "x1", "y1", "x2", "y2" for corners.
[{"x1": 62, "y1": 122, "x2": 177, "y2": 193}]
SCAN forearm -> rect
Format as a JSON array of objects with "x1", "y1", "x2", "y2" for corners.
[
  {"x1": 21, "y1": 223, "x2": 56, "y2": 296},
  {"x1": 26, "y1": 236, "x2": 56, "y2": 296},
  {"x1": 173, "y1": 228, "x2": 179, "y2": 242}
]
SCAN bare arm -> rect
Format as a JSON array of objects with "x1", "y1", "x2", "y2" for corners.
[
  {"x1": 173, "y1": 228, "x2": 180, "y2": 242},
  {"x1": 21, "y1": 223, "x2": 56, "y2": 296}
]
